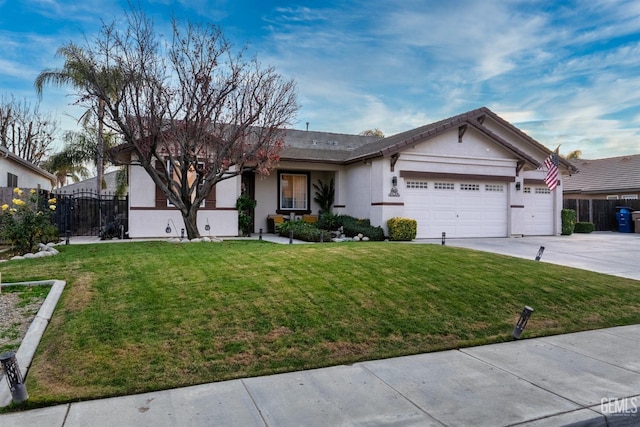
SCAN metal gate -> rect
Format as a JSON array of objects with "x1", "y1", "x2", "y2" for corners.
[{"x1": 53, "y1": 190, "x2": 128, "y2": 238}]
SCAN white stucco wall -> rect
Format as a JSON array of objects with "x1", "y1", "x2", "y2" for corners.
[
  {"x1": 128, "y1": 209, "x2": 238, "y2": 238},
  {"x1": 127, "y1": 163, "x2": 240, "y2": 238},
  {"x1": 398, "y1": 129, "x2": 519, "y2": 176},
  {"x1": 344, "y1": 162, "x2": 371, "y2": 220},
  {"x1": 0, "y1": 157, "x2": 54, "y2": 190}
]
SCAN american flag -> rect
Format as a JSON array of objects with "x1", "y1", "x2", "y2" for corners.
[{"x1": 543, "y1": 152, "x2": 559, "y2": 191}]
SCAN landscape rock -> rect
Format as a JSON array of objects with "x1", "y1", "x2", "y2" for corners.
[
  {"x1": 11, "y1": 256, "x2": 25, "y2": 261},
  {"x1": 362, "y1": 236, "x2": 370, "y2": 241}
]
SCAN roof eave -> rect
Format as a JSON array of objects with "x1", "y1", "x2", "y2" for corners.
[{"x1": 0, "y1": 146, "x2": 56, "y2": 185}]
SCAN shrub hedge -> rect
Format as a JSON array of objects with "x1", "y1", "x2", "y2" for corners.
[
  {"x1": 337, "y1": 215, "x2": 385, "y2": 241},
  {"x1": 278, "y1": 220, "x2": 332, "y2": 242},
  {"x1": 574, "y1": 222, "x2": 595, "y2": 233},
  {"x1": 561, "y1": 209, "x2": 577, "y2": 235},
  {"x1": 387, "y1": 217, "x2": 417, "y2": 241}
]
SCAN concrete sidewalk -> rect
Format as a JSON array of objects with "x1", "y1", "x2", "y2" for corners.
[{"x1": 2, "y1": 325, "x2": 639, "y2": 426}]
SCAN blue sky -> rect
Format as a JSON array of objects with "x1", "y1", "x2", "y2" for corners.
[{"x1": 2, "y1": 0, "x2": 640, "y2": 159}]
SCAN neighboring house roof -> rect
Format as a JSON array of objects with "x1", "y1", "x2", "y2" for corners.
[
  {"x1": 55, "y1": 170, "x2": 121, "y2": 194},
  {"x1": 0, "y1": 146, "x2": 56, "y2": 185},
  {"x1": 563, "y1": 155, "x2": 640, "y2": 194}
]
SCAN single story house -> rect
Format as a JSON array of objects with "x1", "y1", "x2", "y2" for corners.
[
  {"x1": 563, "y1": 155, "x2": 640, "y2": 201},
  {"x1": 0, "y1": 146, "x2": 55, "y2": 202},
  {"x1": 118, "y1": 107, "x2": 577, "y2": 239}
]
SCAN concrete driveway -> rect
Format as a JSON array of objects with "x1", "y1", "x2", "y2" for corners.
[{"x1": 414, "y1": 231, "x2": 640, "y2": 281}]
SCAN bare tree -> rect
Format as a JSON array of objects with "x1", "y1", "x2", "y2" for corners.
[
  {"x1": 50, "y1": 10, "x2": 298, "y2": 238},
  {"x1": 0, "y1": 95, "x2": 58, "y2": 165}
]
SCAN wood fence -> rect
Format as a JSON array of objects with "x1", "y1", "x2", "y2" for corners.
[{"x1": 563, "y1": 199, "x2": 640, "y2": 231}]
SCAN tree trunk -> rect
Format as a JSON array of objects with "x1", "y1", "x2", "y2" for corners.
[
  {"x1": 97, "y1": 101, "x2": 105, "y2": 196},
  {"x1": 182, "y1": 209, "x2": 200, "y2": 240},
  {"x1": 97, "y1": 101, "x2": 105, "y2": 234}
]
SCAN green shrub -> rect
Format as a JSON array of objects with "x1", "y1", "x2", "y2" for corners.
[
  {"x1": 574, "y1": 222, "x2": 595, "y2": 233},
  {"x1": 337, "y1": 215, "x2": 385, "y2": 241},
  {"x1": 317, "y1": 212, "x2": 340, "y2": 231},
  {"x1": 278, "y1": 220, "x2": 331, "y2": 242},
  {"x1": 561, "y1": 209, "x2": 577, "y2": 235},
  {"x1": 387, "y1": 217, "x2": 417, "y2": 241},
  {"x1": 236, "y1": 194, "x2": 257, "y2": 236}
]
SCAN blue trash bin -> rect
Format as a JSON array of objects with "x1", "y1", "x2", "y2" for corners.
[{"x1": 615, "y1": 207, "x2": 633, "y2": 233}]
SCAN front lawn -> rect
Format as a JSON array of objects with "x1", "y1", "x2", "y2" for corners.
[{"x1": 1, "y1": 240, "x2": 639, "y2": 408}]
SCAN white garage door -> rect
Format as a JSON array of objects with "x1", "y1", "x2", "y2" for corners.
[
  {"x1": 522, "y1": 185, "x2": 554, "y2": 235},
  {"x1": 404, "y1": 179, "x2": 508, "y2": 238}
]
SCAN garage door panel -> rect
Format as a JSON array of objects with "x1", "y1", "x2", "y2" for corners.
[
  {"x1": 522, "y1": 186, "x2": 554, "y2": 235},
  {"x1": 404, "y1": 180, "x2": 507, "y2": 238}
]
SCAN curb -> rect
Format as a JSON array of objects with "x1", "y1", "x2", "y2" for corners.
[{"x1": 0, "y1": 280, "x2": 66, "y2": 407}]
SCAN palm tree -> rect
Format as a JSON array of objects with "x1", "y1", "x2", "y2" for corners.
[
  {"x1": 41, "y1": 149, "x2": 90, "y2": 188},
  {"x1": 35, "y1": 44, "x2": 114, "y2": 198}
]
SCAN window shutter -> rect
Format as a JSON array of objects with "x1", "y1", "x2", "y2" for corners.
[
  {"x1": 204, "y1": 185, "x2": 216, "y2": 208},
  {"x1": 155, "y1": 160, "x2": 168, "y2": 208}
]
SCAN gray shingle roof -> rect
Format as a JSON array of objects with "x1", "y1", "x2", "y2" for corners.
[
  {"x1": 563, "y1": 155, "x2": 640, "y2": 193},
  {"x1": 279, "y1": 129, "x2": 380, "y2": 162},
  {"x1": 282, "y1": 107, "x2": 576, "y2": 173}
]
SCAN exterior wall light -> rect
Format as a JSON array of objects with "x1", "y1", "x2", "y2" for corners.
[
  {"x1": 0, "y1": 351, "x2": 28, "y2": 403},
  {"x1": 512, "y1": 306, "x2": 534, "y2": 339},
  {"x1": 515, "y1": 182, "x2": 521, "y2": 191},
  {"x1": 389, "y1": 176, "x2": 400, "y2": 197}
]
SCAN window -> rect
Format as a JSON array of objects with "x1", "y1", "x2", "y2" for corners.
[
  {"x1": 535, "y1": 187, "x2": 551, "y2": 194},
  {"x1": 621, "y1": 194, "x2": 638, "y2": 200},
  {"x1": 606, "y1": 195, "x2": 619, "y2": 200},
  {"x1": 523, "y1": 187, "x2": 531, "y2": 193},
  {"x1": 167, "y1": 160, "x2": 205, "y2": 207},
  {"x1": 406, "y1": 181, "x2": 428, "y2": 189},
  {"x1": 7, "y1": 172, "x2": 18, "y2": 188},
  {"x1": 460, "y1": 183, "x2": 480, "y2": 191},
  {"x1": 485, "y1": 184, "x2": 504, "y2": 192},
  {"x1": 434, "y1": 182, "x2": 455, "y2": 190},
  {"x1": 279, "y1": 172, "x2": 309, "y2": 211}
]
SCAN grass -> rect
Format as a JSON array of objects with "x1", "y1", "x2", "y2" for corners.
[{"x1": 0, "y1": 240, "x2": 639, "y2": 409}]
